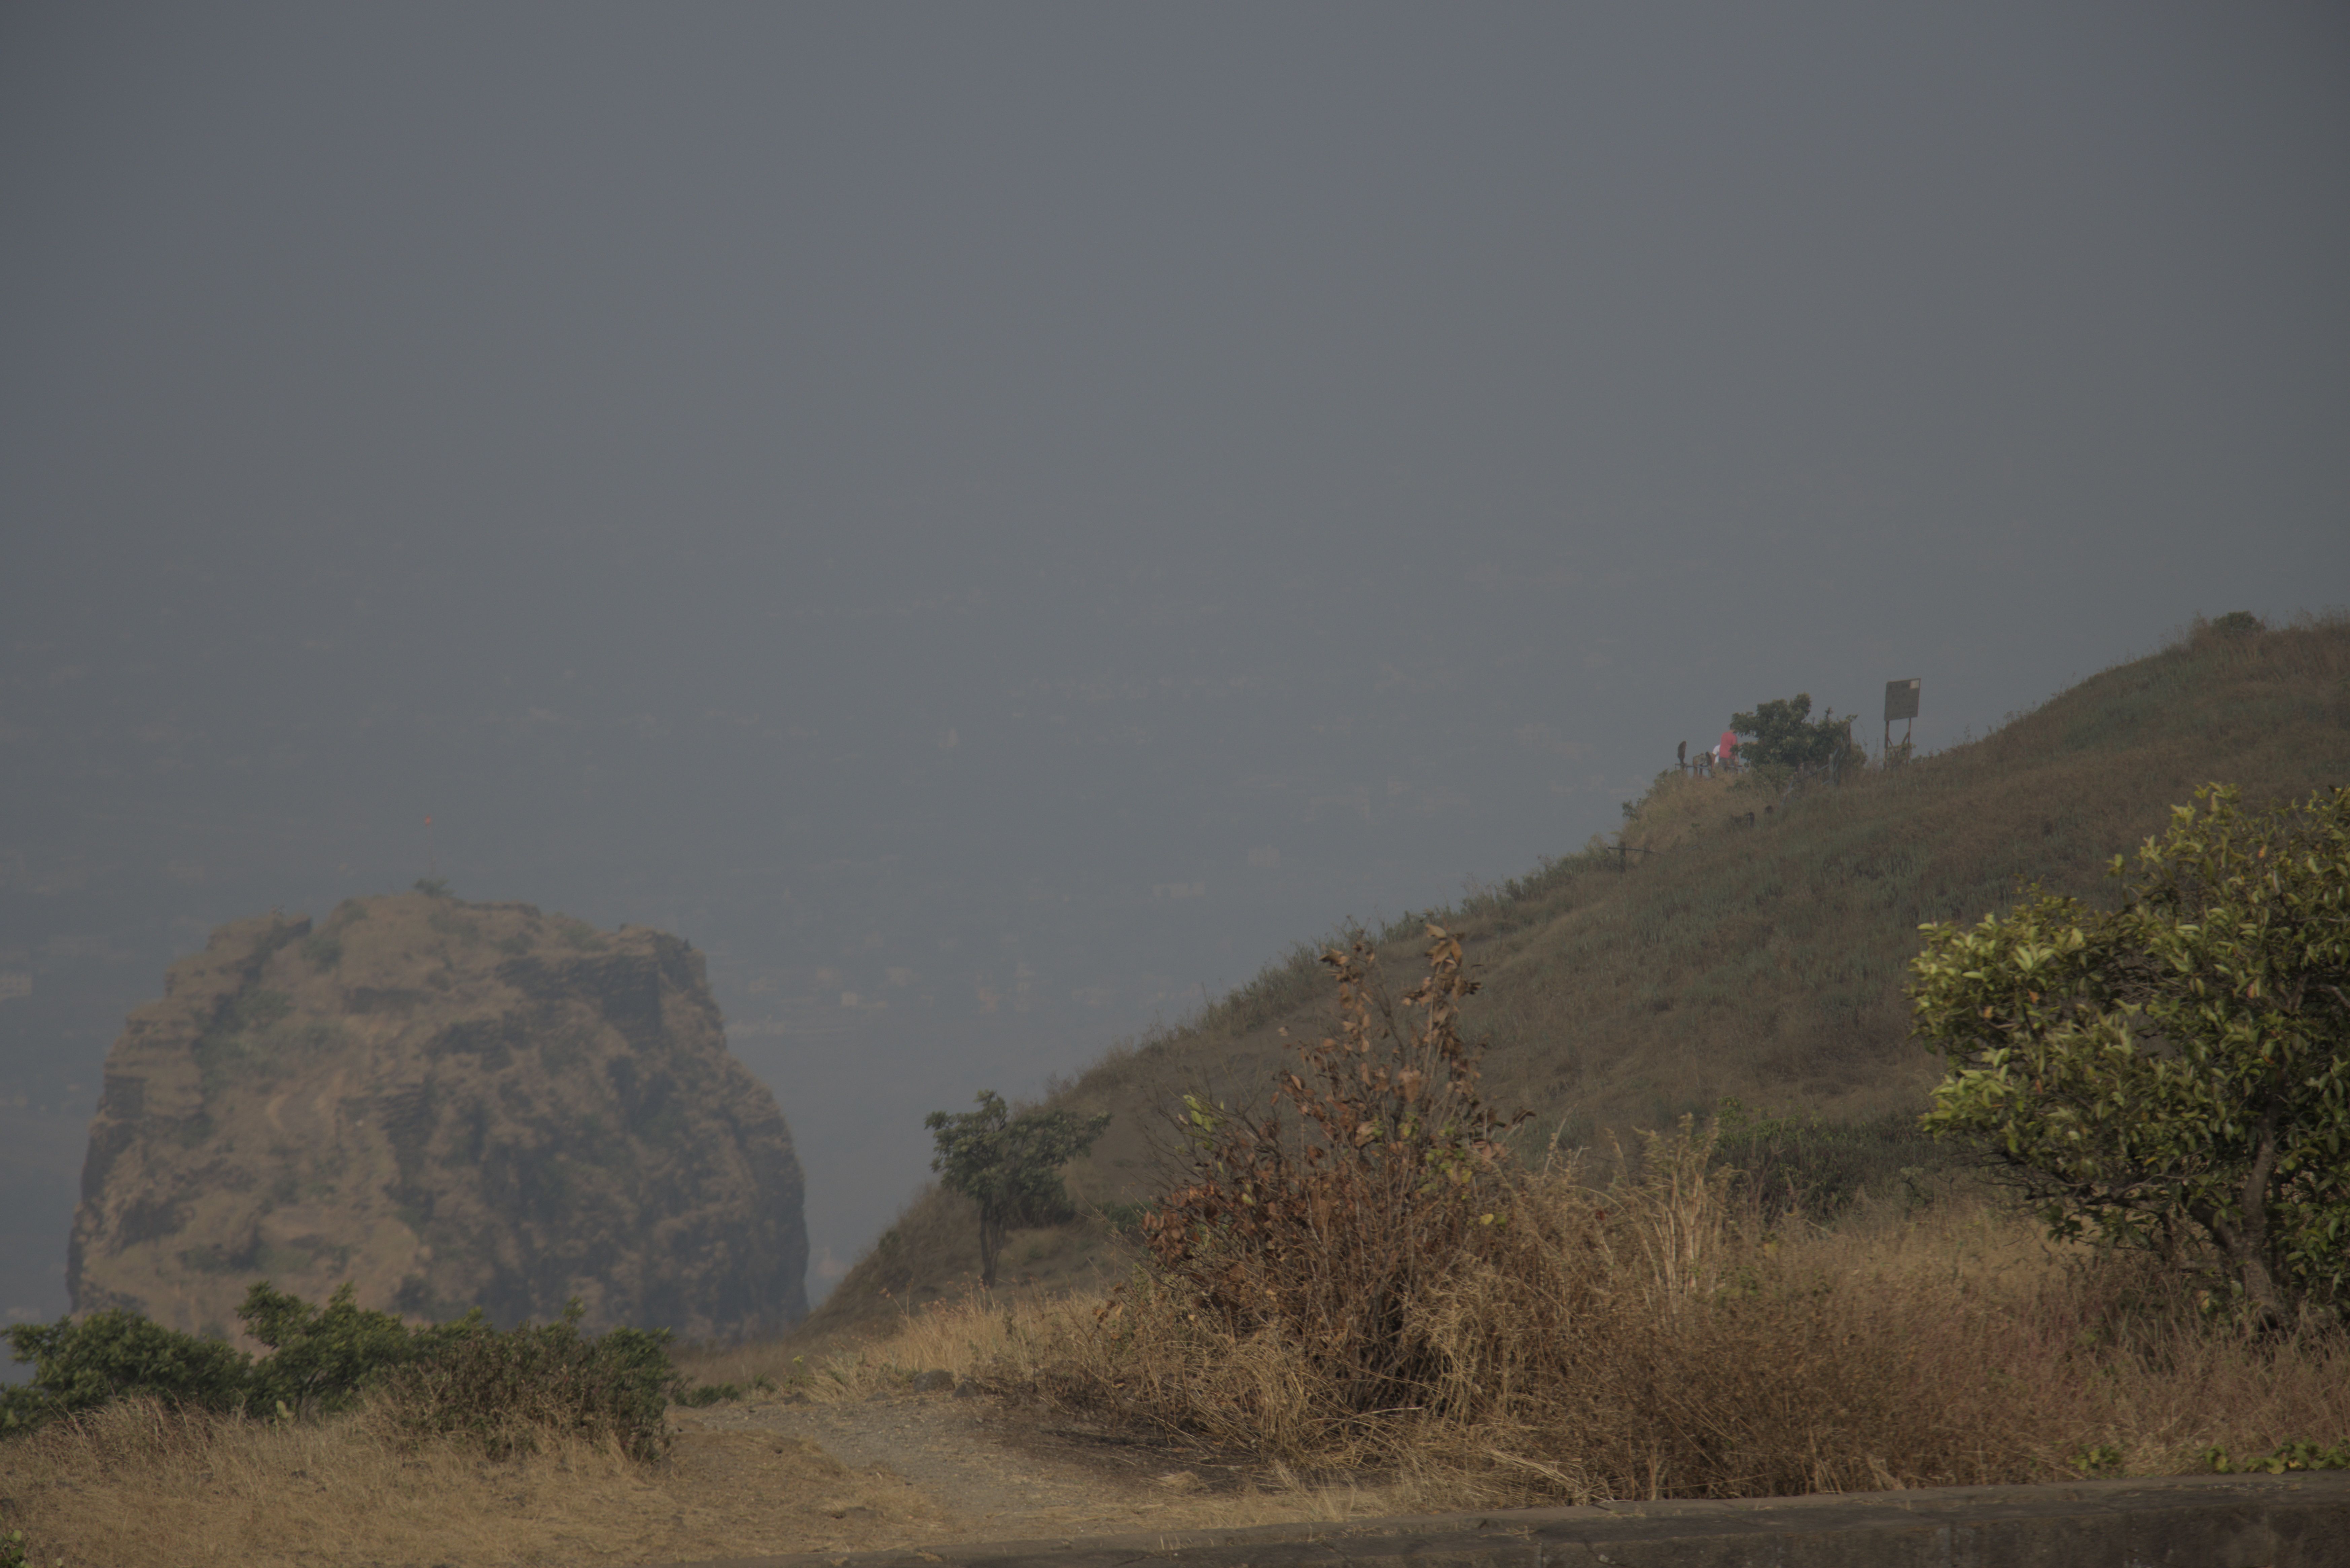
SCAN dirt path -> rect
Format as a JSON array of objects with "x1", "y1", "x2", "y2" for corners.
[{"x1": 668, "y1": 1387, "x2": 1374, "y2": 1553}]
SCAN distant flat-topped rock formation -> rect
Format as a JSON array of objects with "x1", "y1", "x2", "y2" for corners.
[{"x1": 71, "y1": 891, "x2": 807, "y2": 1341}]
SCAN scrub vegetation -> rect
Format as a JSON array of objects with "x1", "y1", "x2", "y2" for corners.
[
  {"x1": 782, "y1": 611, "x2": 2350, "y2": 1502},
  {"x1": 6, "y1": 612, "x2": 2347, "y2": 1562},
  {"x1": 997, "y1": 921, "x2": 2350, "y2": 1504},
  {"x1": 3, "y1": 1283, "x2": 675, "y2": 1458},
  {"x1": 814, "y1": 610, "x2": 2350, "y2": 1332},
  {"x1": 924, "y1": 1092, "x2": 1110, "y2": 1289},
  {"x1": 1914, "y1": 782, "x2": 2350, "y2": 1326}
]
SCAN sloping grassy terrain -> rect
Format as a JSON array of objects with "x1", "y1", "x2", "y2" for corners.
[{"x1": 802, "y1": 616, "x2": 2350, "y2": 1340}]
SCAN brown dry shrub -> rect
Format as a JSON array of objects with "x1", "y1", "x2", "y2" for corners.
[
  {"x1": 1048, "y1": 1121, "x2": 2076, "y2": 1501},
  {"x1": 1035, "y1": 1135, "x2": 2350, "y2": 1504},
  {"x1": 1138, "y1": 927, "x2": 1527, "y2": 1413}
]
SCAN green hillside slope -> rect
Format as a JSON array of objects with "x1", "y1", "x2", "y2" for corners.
[{"x1": 801, "y1": 615, "x2": 2350, "y2": 1341}]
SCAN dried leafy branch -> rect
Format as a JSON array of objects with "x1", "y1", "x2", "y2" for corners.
[{"x1": 1137, "y1": 925, "x2": 1529, "y2": 1409}]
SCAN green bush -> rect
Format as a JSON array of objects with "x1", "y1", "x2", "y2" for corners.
[
  {"x1": 1914, "y1": 784, "x2": 2350, "y2": 1324},
  {"x1": 240, "y1": 1281, "x2": 421, "y2": 1419},
  {"x1": 2, "y1": 1285, "x2": 677, "y2": 1461},
  {"x1": 2204, "y1": 1438, "x2": 2350, "y2": 1473},
  {"x1": 386, "y1": 1301, "x2": 674, "y2": 1460},
  {"x1": 1710, "y1": 1100, "x2": 1956, "y2": 1221},
  {"x1": 1, "y1": 1309, "x2": 250, "y2": 1434}
]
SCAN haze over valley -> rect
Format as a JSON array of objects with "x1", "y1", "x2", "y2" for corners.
[{"x1": 4, "y1": 2, "x2": 2346, "y2": 1330}]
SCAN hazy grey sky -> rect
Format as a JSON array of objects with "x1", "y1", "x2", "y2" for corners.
[{"x1": 5, "y1": 2, "x2": 2346, "y2": 1317}]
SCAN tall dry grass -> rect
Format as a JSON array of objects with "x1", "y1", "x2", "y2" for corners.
[
  {"x1": 0, "y1": 1387, "x2": 963, "y2": 1567},
  {"x1": 987, "y1": 1125, "x2": 2350, "y2": 1507},
  {"x1": 0, "y1": 1395, "x2": 660, "y2": 1566},
  {"x1": 674, "y1": 1283, "x2": 1073, "y2": 1404}
]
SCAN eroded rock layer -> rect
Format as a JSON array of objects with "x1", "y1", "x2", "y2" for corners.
[{"x1": 71, "y1": 893, "x2": 807, "y2": 1341}]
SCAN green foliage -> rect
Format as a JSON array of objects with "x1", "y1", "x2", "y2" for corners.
[
  {"x1": 1730, "y1": 692, "x2": 1860, "y2": 771},
  {"x1": 673, "y1": 1373, "x2": 777, "y2": 1407},
  {"x1": 1, "y1": 1286, "x2": 677, "y2": 1462},
  {"x1": 0, "y1": 1528, "x2": 25, "y2": 1568},
  {"x1": 1913, "y1": 784, "x2": 2350, "y2": 1324},
  {"x1": 239, "y1": 1281, "x2": 419, "y2": 1419},
  {"x1": 300, "y1": 930, "x2": 343, "y2": 970},
  {"x1": 413, "y1": 876, "x2": 451, "y2": 897},
  {"x1": 2072, "y1": 1442, "x2": 2125, "y2": 1477},
  {"x1": 2203, "y1": 1438, "x2": 2350, "y2": 1473},
  {"x1": 925, "y1": 1092, "x2": 1110, "y2": 1287},
  {"x1": 1, "y1": 1309, "x2": 251, "y2": 1435},
  {"x1": 1710, "y1": 1099, "x2": 1956, "y2": 1221},
  {"x1": 384, "y1": 1301, "x2": 674, "y2": 1461}
]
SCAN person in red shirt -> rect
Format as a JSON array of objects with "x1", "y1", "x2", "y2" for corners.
[{"x1": 1717, "y1": 729, "x2": 1739, "y2": 771}]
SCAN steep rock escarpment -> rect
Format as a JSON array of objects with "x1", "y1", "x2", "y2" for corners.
[{"x1": 71, "y1": 893, "x2": 807, "y2": 1341}]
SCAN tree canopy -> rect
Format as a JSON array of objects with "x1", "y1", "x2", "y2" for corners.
[
  {"x1": 1911, "y1": 784, "x2": 2350, "y2": 1324},
  {"x1": 925, "y1": 1091, "x2": 1110, "y2": 1287},
  {"x1": 1729, "y1": 693, "x2": 1859, "y2": 771}
]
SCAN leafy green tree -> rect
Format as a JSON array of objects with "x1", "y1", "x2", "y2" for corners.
[
  {"x1": 1729, "y1": 692, "x2": 1859, "y2": 771},
  {"x1": 924, "y1": 1091, "x2": 1110, "y2": 1287},
  {"x1": 1911, "y1": 785, "x2": 2350, "y2": 1324}
]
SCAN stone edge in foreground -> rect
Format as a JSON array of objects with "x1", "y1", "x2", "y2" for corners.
[{"x1": 664, "y1": 1471, "x2": 2350, "y2": 1567}]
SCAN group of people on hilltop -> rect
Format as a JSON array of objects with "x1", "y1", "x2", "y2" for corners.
[{"x1": 1680, "y1": 729, "x2": 1743, "y2": 778}]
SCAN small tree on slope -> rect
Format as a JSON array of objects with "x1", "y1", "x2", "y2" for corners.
[
  {"x1": 925, "y1": 1091, "x2": 1109, "y2": 1288},
  {"x1": 1911, "y1": 784, "x2": 2350, "y2": 1325},
  {"x1": 1729, "y1": 692, "x2": 1860, "y2": 772}
]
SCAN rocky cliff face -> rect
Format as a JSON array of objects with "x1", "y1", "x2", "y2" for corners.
[{"x1": 71, "y1": 893, "x2": 806, "y2": 1341}]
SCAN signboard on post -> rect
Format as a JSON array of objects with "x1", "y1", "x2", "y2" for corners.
[{"x1": 1884, "y1": 678, "x2": 1920, "y2": 759}]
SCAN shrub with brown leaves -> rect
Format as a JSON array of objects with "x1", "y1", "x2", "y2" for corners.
[{"x1": 1137, "y1": 926, "x2": 1529, "y2": 1412}]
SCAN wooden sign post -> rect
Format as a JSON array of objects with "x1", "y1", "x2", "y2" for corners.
[{"x1": 1884, "y1": 678, "x2": 1920, "y2": 759}]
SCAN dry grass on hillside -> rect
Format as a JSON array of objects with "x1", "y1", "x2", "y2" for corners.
[
  {"x1": 787, "y1": 1180, "x2": 1127, "y2": 1342},
  {"x1": 813, "y1": 615, "x2": 2350, "y2": 1336},
  {"x1": 674, "y1": 1278, "x2": 1078, "y2": 1405}
]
